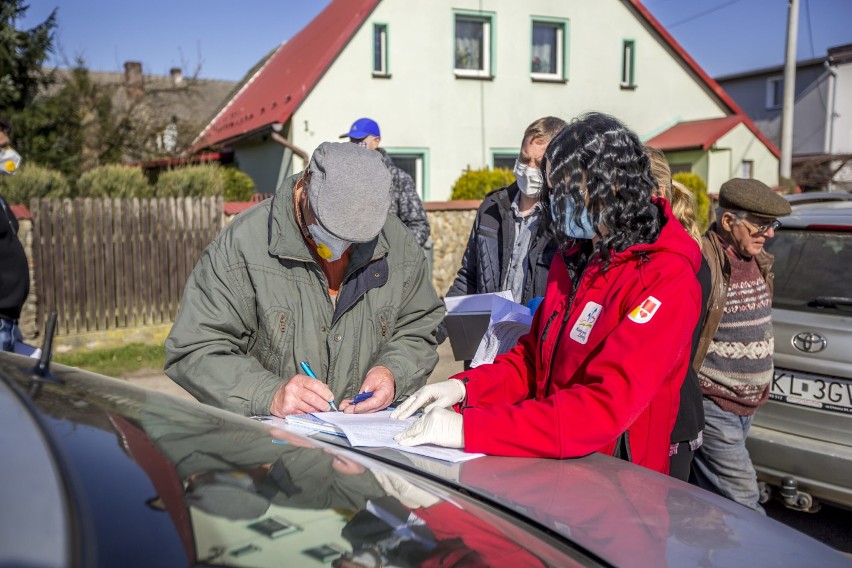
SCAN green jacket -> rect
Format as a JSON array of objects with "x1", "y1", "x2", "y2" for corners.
[{"x1": 165, "y1": 175, "x2": 444, "y2": 416}]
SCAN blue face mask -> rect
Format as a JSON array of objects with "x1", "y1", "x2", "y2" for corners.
[{"x1": 549, "y1": 194, "x2": 595, "y2": 240}]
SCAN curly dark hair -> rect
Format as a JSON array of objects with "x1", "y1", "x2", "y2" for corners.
[{"x1": 541, "y1": 112, "x2": 662, "y2": 268}]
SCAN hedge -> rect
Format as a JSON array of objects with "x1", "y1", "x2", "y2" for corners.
[
  {"x1": 77, "y1": 165, "x2": 153, "y2": 198},
  {"x1": 673, "y1": 172, "x2": 712, "y2": 231},
  {"x1": 451, "y1": 167, "x2": 515, "y2": 200},
  {"x1": 0, "y1": 163, "x2": 72, "y2": 204},
  {"x1": 155, "y1": 164, "x2": 225, "y2": 198}
]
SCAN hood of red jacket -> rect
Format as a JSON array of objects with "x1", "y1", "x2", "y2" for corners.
[{"x1": 607, "y1": 197, "x2": 701, "y2": 273}]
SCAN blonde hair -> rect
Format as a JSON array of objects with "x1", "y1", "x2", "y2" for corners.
[
  {"x1": 644, "y1": 145, "x2": 671, "y2": 197},
  {"x1": 670, "y1": 180, "x2": 701, "y2": 245}
]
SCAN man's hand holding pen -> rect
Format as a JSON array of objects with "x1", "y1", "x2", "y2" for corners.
[
  {"x1": 269, "y1": 373, "x2": 337, "y2": 416},
  {"x1": 339, "y1": 365, "x2": 394, "y2": 414}
]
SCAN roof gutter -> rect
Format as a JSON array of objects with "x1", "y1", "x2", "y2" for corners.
[{"x1": 271, "y1": 128, "x2": 309, "y2": 163}]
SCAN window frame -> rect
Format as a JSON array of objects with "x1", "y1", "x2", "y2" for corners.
[
  {"x1": 385, "y1": 148, "x2": 431, "y2": 200},
  {"x1": 372, "y1": 22, "x2": 390, "y2": 77},
  {"x1": 620, "y1": 39, "x2": 636, "y2": 89},
  {"x1": 766, "y1": 76, "x2": 783, "y2": 109},
  {"x1": 453, "y1": 10, "x2": 495, "y2": 79},
  {"x1": 490, "y1": 148, "x2": 519, "y2": 172},
  {"x1": 741, "y1": 160, "x2": 754, "y2": 179},
  {"x1": 530, "y1": 17, "x2": 569, "y2": 82}
]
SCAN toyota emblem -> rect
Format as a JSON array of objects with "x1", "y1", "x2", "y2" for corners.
[{"x1": 792, "y1": 332, "x2": 827, "y2": 353}]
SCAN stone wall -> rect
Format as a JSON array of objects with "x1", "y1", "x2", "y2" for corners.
[
  {"x1": 425, "y1": 201, "x2": 479, "y2": 297},
  {"x1": 16, "y1": 219, "x2": 38, "y2": 341}
]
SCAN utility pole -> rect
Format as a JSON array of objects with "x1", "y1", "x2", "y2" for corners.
[{"x1": 780, "y1": 0, "x2": 799, "y2": 180}]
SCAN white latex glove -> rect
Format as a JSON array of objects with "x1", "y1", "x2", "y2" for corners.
[
  {"x1": 394, "y1": 407, "x2": 464, "y2": 449},
  {"x1": 371, "y1": 470, "x2": 440, "y2": 509},
  {"x1": 390, "y1": 379, "x2": 466, "y2": 420}
]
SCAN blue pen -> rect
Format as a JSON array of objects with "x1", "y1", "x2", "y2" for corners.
[
  {"x1": 300, "y1": 361, "x2": 338, "y2": 411},
  {"x1": 353, "y1": 391, "x2": 374, "y2": 404}
]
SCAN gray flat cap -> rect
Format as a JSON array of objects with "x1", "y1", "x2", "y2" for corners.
[
  {"x1": 719, "y1": 178, "x2": 792, "y2": 219},
  {"x1": 307, "y1": 141, "x2": 391, "y2": 242}
]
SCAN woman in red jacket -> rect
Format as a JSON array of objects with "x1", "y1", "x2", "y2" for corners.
[{"x1": 393, "y1": 113, "x2": 702, "y2": 475}]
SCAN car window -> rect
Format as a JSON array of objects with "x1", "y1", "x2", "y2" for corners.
[{"x1": 767, "y1": 229, "x2": 852, "y2": 313}]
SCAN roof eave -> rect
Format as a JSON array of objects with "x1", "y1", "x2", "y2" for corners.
[{"x1": 625, "y1": 0, "x2": 780, "y2": 159}]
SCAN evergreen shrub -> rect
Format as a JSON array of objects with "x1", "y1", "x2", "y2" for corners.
[
  {"x1": 450, "y1": 167, "x2": 515, "y2": 200},
  {"x1": 77, "y1": 165, "x2": 153, "y2": 198},
  {"x1": 222, "y1": 167, "x2": 255, "y2": 201},
  {"x1": 0, "y1": 163, "x2": 72, "y2": 204},
  {"x1": 155, "y1": 164, "x2": 224, "y2": 198},
  {"x1": 673, "y1": 172, "x2": 711, "y2": 231}
]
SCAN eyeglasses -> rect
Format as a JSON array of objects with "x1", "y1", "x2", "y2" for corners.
[{"x1": 739, "y1": 217, "x2": 781, "y2": 235}]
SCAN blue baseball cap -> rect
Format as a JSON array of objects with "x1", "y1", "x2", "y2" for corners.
[{"x1": 340, "y1": 117, "x2": 381, "y2": 139}]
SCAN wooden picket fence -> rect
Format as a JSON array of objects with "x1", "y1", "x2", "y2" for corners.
[{"x1": 30, "y1": 197, "x2": 223, "y2": 336}]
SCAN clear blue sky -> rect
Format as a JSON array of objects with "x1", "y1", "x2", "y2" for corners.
[{"x1": 20, "y1": 0, "x2": 852, "y2": 82}]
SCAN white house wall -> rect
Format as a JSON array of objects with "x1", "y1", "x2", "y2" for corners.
[
  {"x1": 831, "y1": 60, "x2": 852, "y2": 155},
  {"x1": 289, "y1": 0, "x2": 730, "y2": 200},
  {"x1": 708, "y1": 123, "x2": 778, "y2": 192}
]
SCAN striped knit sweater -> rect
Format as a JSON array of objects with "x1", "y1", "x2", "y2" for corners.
[{"x1": 699, "y1": 246, "x2": 773, "y2": 415}]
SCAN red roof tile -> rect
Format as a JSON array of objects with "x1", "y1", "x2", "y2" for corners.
[
  {"x1": 646, "y1": 116, "x2": 745, "y2": 152},
  {"x1": 10, "y1": 204, "x2": 31, "y2": 220},
  {"x1": 194, "y1": 0, "x2": 379, "y2": 150},
  {"x1": 223, "y1": 201, "x2": 260, "y2": 216}
]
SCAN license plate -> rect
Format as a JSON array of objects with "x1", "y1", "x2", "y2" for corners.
[{"x1": 770, "y1": 370, "x2": 852, "y2": 415}]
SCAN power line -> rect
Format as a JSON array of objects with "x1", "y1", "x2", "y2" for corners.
[
  {"x1": 804, "y1": 0, "x2": 816, "y2": 58},
  {"x1": 666, "y1": 0, "x2": 747, "y2": 29}
]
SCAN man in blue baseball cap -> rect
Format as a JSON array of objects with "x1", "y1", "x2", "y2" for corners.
[{"x1": 341, "y1": 117, "x2": 430, "y2": 247}]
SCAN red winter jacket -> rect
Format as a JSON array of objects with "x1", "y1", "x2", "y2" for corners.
[{"x1": 455, "y1": 199, "x2": 701, "y2": 474}]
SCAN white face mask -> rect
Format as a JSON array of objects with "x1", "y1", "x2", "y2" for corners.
[
  {"x1": 513, "y1": 159, "x2": 543, "y2": 197},
  {"x1": 0, "y1": 148, "x2": 22, "y2": 175},
  {"x1": 308, "y1": 222, "x2": 350, "y2": 262}
]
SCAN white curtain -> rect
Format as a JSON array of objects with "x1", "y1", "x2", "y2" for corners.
[
  {"x1": 456, "y1": 20, "x2": 483, "y2": 70},
  {"x1": 532, "y1": 25, "x2": 557, "y2": 74}
]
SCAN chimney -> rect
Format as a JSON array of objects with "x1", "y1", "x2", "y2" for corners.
[
  {"x1": 170, "y1": 67, "x2": 183, "y2": 87},
  {"x1": 124, "y1": 61, "x2": 144, "y2": 99}
]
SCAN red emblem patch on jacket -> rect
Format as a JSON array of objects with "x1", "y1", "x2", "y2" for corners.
[{"x1": 628, "y1": 296, "x2": 661, "y2": 324}]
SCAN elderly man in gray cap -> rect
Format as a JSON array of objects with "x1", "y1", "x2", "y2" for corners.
[
  {"x1": 165, "y1": 142, "x2": 444, "y2": 417},
  {"x1": 690, "y1": 178, "x2": 791, "y2": 512}
]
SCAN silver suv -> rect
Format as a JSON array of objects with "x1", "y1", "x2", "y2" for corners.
[{"x1": 747, "y1": 201, "x2": 852, "y2": 512}]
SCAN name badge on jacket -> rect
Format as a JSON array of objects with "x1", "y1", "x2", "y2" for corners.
[{"x1": 570, "y1": 302, "x2": 602, "y2": 344}]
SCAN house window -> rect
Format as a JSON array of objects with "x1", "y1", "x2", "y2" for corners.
[
  {"x1": 531, "y1": 19, "x2": 567, "y2": 81},
  {"x1": 621, "y1": 40, "x2": 636, "y2": 88},
  {"x1": 742, "y1": 160, "x2": 754, "y2": 179},
  {"x1": 373, "y1": 24, "x2": 389, "y2": 76},
  {"x1": 454, "y1": 13, "x2": 493, "y2": 78},
  {"x1": 388, "y1": 151, "x2": 429, "y2": 199},
  {"x1": 492, "y1": 153, "x2": 517, "y2": 171},
  {"x1": 670, "y1": 163, "x2": 692, "y2": 175},
  {"x1": 766, "y1": 76, "x2": 783, "y2": 109}
]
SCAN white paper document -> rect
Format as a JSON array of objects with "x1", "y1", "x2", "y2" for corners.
[
  {"x1": 444, "y1": 290, "x2": 514, "y2": 314},
  {"x1": 275, "y1": 410, "x2": 483, "y2": 463},
  {"x1": 470, "y1": 312, "x2": 532, "y2": 368}
]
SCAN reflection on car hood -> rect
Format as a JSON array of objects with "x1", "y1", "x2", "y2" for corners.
[{"x1": 1, "y1": 353, "x2": 847, "y2": 567}]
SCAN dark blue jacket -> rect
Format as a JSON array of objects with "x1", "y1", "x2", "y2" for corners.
[{"x1": 447, "y1": 183, "x2": 556, "y2": 304}]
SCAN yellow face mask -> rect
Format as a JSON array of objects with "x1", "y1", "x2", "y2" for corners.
[
  {"x1": 307, "y1": 223, "x2": 350, "y2": 262},
  {"x1": 0, "y1": 148, "x2": 21, "y2": 175}
]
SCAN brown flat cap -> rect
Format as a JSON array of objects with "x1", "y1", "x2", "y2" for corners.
[{"x1": 718, "y1": 178, "x2": 792, "y2": 219}]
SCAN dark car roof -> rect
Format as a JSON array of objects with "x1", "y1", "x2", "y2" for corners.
[
  {"x1": 1, "y1": 352, "x2": 847, "y2": 567},
  {"x1": 779, "y1": 201, "x2": 852, "y2": 229},
  {"x1": 784, "y1": 191, "x2": 852, "y2": 206}
]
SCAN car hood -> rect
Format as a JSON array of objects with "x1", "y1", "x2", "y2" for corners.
[{"x1": 2, "y1": 352, "x2": 847, "y2": 567}]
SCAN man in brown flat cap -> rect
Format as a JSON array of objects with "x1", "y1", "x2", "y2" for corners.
[{"x1": 690, "y1": 178, "x2": 791, "y2": 512}]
